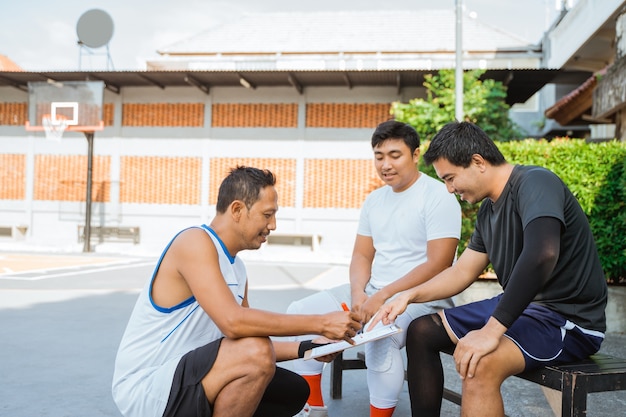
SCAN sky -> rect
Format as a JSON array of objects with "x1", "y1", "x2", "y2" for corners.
[{"x1": 1, "y1": 0, "x2": 566, "y2": 71}]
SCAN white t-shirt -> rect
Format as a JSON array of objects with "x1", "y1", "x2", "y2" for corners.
[
  {"x1": 112, "y1": 225, "x2": 246, "y2": 417},
  {"x1": 358, "y1": 173, "x2": 461, "y2": 289}
]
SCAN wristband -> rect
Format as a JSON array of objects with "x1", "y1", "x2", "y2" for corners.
[{"x1": 298, "y1": 340, "x2": 329, "y2": 358}]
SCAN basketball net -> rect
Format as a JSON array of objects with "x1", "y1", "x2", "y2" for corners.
[{"x1": 42, "y1": 114, "x2": 69, "y2": 142}]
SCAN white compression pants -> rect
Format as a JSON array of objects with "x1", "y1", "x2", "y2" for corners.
[{"x1": 286, "y1": 283, "x2": 454, "y2": 409}]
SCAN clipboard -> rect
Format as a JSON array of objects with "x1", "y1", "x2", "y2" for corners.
[{"x1": 303, "y1": 323, "x2": 402, "y2": 360}]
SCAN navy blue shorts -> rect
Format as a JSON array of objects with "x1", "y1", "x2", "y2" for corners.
[{"x1": 442, "y1": 294, "x2": 604, "y2": 370}]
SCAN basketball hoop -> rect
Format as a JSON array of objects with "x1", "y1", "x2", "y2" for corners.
[{"x1": 42, "y1": 114, "x2": 69, "y2": 141}]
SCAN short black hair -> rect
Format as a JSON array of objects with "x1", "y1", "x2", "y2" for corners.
[
  {"x1": 423, "y1": 121, "x2": 506, "y2": 167},
  {"x1": 215, "y1": 166, "x2": 276, "y2": 213},
  {"x1": 371, "y1": 120, "x2": 420, "y2": 153}
]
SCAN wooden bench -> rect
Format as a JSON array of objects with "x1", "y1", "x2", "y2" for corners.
[
  {"x1": 266, "y1": 233, "x2": 322, "y2": 251},
  {"x1": 330, "y1": 349, "x2": 626, "y2": 417},
  {"x1": 77, "y1": 225, "x2": 141, "y2": 244}
]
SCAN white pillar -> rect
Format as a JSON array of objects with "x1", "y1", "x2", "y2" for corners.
[{"x1": 455, "y1": 0, "x2": 464, "y2": 122}]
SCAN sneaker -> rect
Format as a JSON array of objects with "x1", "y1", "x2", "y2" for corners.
[{"x1": 293, "y1": 403, "x2": 329, "y2": 417}]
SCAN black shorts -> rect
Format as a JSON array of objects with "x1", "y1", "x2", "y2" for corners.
[
  {"x1": 163, "y1": 338, "x2": 222, "y2": 417},
  {"x1": 163, "y1": 338, "x2": 309, "y2": 417}
]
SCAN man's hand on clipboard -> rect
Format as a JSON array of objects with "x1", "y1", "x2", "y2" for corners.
[
  {"x1": 303, "y1": 322, "x2": 402, "y2": 360},
  {"x1": 367, "y1": 291, "x2": 412, "y2": 331}
]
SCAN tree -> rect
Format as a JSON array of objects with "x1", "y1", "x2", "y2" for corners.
[{"x1": 391, "y1": 69, "x2": 523, "y2": 141}]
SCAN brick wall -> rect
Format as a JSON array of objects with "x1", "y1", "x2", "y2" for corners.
[
  {"x1": 0, "y1": 103, "x2": 27, "y2": 125},
  {"x1": 306, "y1": 103, "x2": 391, "y2": 128},
  {"x1": 1, "y1": 101, "x2": 391, "y2": 129},
  {"x1": 304, "y1": 159, "x2": 382, "y2": 208},
  {"x1": 0, "y1": 154, "x2": 26, "y2": 199},
  {"x1": 122, "y1": 103, "x2": 204, "y2": 127},
  {"x1": 1, "y1": 100, "x2": 389, "y2": 209},
  {"x1": 34, "y1": 155, "x2": 111, "y2": 202},
  {"x1": 209, "y1": 157, "x2": 297, "y2": 207},
  {"x1": 0, "y1": 102, "x2": 113, "y2": 127},
  {"x1": 212, "y1": 103, "x2": 298, "y2": 127},
  {"x1": 103, "y1": 103, "x2": 114, "y2": 126},
  {"x1": 120, "y1": 156, "x2": 202, "y2": 204}
]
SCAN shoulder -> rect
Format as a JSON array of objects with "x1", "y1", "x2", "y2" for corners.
[
  {"x1": 511, "y1": 166, "x2": 564, "y2": 197},
  {"x1": 169, "y1": 227, "x2": 218, "y2": 259},
  {"x1": 515, "y1": 165, "x2": 561, "y2": 186}
]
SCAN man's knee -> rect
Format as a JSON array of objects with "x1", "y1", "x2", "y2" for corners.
[
  {"x1": 461, "y1": 360, "x2": 505, "y2": 395},
  {"x1": 407, "y1": 313, "x2": 451, "y2": 351},
  {"x1": 236, "y1": 337, "x2": 276, "y2": 376}
]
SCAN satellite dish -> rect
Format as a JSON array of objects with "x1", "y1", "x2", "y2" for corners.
[{"x1": 76, "y1": 9, "x2": 114, "y2": 49}]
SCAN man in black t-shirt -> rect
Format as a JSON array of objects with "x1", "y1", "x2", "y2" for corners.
[{"x1": 372, "y1": 121, "x2": 607, "y2": 417}]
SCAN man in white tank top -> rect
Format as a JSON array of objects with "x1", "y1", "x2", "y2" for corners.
[{"x1": 112, "y1": 166, "x2": 363, "y2": 417}]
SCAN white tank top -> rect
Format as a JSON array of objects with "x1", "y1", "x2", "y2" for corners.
[{"x1": 112, "y1": 225, "x2": 247, "y2": 417}]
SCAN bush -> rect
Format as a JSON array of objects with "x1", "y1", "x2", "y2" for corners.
[
  {"x1": 393, "y1": 69, "x2": 523, "y2": 142},
  {"x1": 420, "y1": 139, "x2": 626, "y2": 282}
]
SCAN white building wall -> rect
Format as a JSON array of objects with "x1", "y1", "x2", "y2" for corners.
[{"x1": 0, "y1": 85, "x2": 410, "y2": 256}]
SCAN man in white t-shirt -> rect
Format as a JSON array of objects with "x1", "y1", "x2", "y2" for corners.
[{"x1": 287, "y1": 120, "x2": 461, "y2": 417}]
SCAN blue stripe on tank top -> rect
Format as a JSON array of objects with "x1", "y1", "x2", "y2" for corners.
[
  {"x1": 201, "y1": 224, "x2": 236, "y2": 264},
  {"x1": 149, "y1": 227, "x2": 196, "y2": 313},
  {"x1": 201, "y1": 224, "x2": 241, "y2": 297},
  {"x1": 161, "y1": 304, "x2": 201, "y2": 343}
]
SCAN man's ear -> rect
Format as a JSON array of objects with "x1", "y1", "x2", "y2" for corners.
[
  {"x1": 471, "y1": 154, "x2": 487, "y2": 172},
  {"x1": 413, "y1": 148, "x2": 421, "y2": 164},
  {"x1": 230, "y1": 200, "x2": 245, "y2": 222}
]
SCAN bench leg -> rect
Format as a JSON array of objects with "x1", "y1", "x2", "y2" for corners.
[
  {"x1": 330, "y1": 353, "x2": 344, "y2": 399},
  {"x1": 561, "y1": 374, "x2": 587, "y2": 417}
]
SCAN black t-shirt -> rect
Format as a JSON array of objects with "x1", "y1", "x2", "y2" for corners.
[{"x1": 468, "y1": 165, "x2": 607, "y2": 332}]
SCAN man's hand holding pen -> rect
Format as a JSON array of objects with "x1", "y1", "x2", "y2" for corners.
[{"x1": 341, "y1": 302, "x2": 364, "y2": 342}]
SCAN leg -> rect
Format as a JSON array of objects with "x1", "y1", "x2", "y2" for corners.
[
  {"x1": 365, "y1": 308, "x2": 418, "y2": 417},
  {"x1": 253, "y1": 367, "x2": 310, "y2": 417},
  {"x1": 459, "y1": 336, "x2": 525, "y2": 417},
  {"x1": 366, "y1": 339, "x2": 404, "y2": 417},
  {"x1": 202, "y1": 337, "x2": 276, "y2": 417},
  {"x1": 405, "y1": 313, "x2": 455, "y2": 417},
  {"x1": 365, "y1": 294, "x2": 454, "y2": 417}
]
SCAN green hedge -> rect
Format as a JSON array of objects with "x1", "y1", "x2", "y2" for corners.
[{"x1": 420, "y1": 139, "x2": 626, "y2": 283}]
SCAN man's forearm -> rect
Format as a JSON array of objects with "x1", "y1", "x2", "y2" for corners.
[{"x1": 349, "y1": 258, "x2": 372, "y2": 298}]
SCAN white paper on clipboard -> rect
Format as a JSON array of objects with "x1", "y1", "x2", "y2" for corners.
[{"x1": 303, "y1": 323, "x2": 402, "y2": 360}]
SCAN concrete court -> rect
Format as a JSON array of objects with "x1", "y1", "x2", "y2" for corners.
[{"x1": 0, "y1": 246, "x2": 624, "y2": 417}]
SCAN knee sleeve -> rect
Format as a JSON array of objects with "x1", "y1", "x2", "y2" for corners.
[
  {"x1": 364, "y1": 312, "x2": 413, "y2": 408},
  {"x1": 366, "y1": 345, "x2": 405, "y2": 409},
  {"x1": 406, "y1": 313, "x2": 453, "y2": 353}
]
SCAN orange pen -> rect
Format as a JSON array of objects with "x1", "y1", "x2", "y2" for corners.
[{"x1": 341, "y1": 302, "x2": 350, "y2": 312}]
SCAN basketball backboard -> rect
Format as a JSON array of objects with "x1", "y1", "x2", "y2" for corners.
[{"x1": 25, "y1": 81, "x2": 105, "y2": 134}]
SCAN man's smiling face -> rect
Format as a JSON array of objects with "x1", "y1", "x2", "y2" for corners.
[{"x1": 373, "y1": 138, "x2": 420, "y2": 193}]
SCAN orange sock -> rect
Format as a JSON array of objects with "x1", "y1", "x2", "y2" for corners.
[
  {"x1": 302, "y1": 374, "x2": 324, "y2": 406},
  {"x1": 370, "y1": 404, "x2": 396, "y2": 417}
]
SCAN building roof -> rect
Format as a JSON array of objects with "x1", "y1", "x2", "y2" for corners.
[
  {"x1": 0, "y1": 68, "x2": 589, "y2": 106},
  {"x1": 545, "y1": 67, "x2": 611, "y2": 125},
  {"x1": 158, "y1": 10, "x2": 533, "y2": 55},
  {"x1": 0, "y1": 55, "x2": 23, "y2": 71},
  {"x1": 545, "y1": 73, "x2": 597, "y2": 125},
  {"x1": 151, "y1": 10, "x2": 543, "y2": 73}
]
